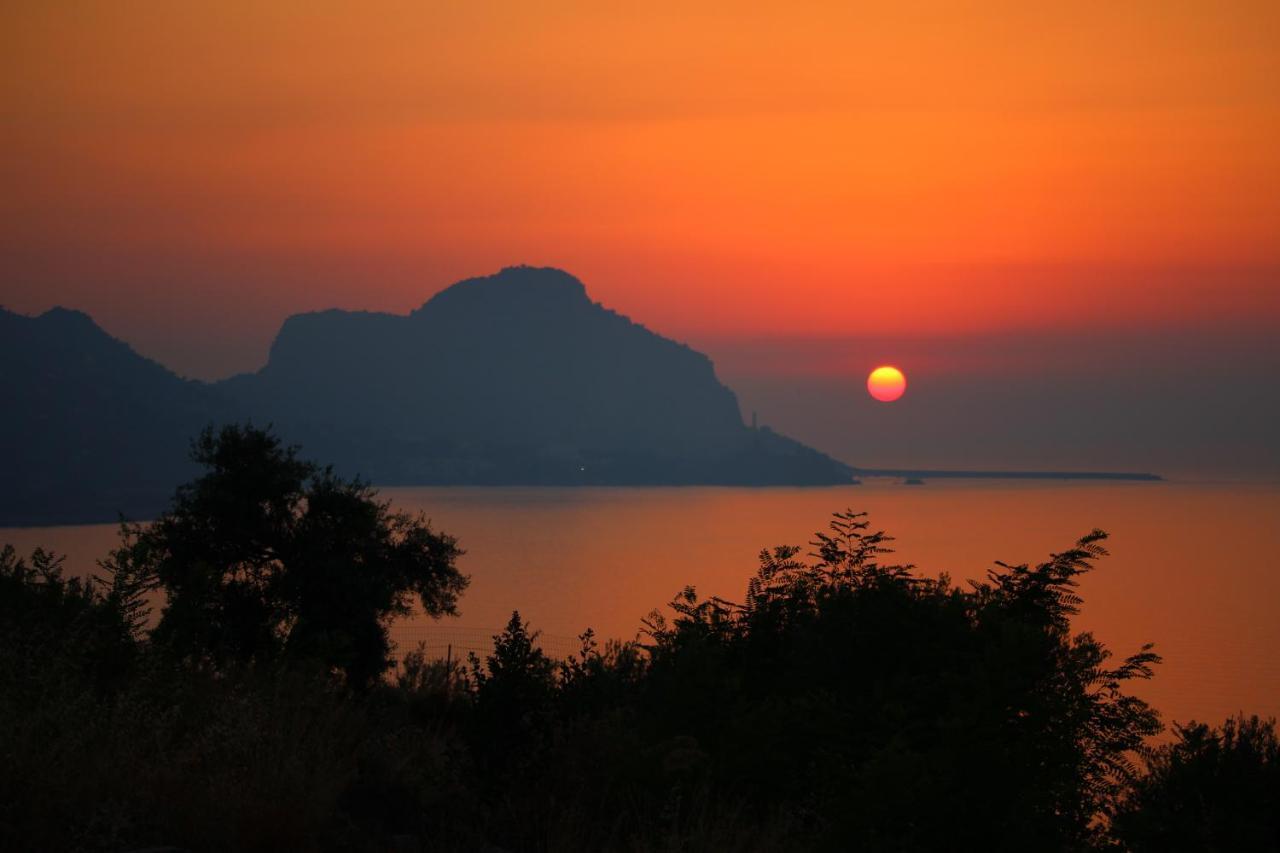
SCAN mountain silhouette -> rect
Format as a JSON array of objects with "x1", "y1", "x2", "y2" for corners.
[
  {"x1": 220, "y1": 266, "x2": 852, "y2": 487},
  {"x1": 0, "y1": 306, "x2": 217, "y2": 524},
  {"x1": 1, "y1": 268, "x2": 852, "y2": 524}
]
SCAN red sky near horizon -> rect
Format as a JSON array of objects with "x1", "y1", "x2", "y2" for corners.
[{"x1": 3, "y1": 1, "x2": 1279, "y2": 381}]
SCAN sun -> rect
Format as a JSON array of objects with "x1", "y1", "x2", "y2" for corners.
[{"x1": 867, "y1": 366, "x2": 906, "y2": 402}]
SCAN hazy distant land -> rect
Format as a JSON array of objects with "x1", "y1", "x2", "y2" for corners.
[
  {"x1": 1, "y1": 266, "x2": 1163, "y2": 526},
  {"x1": 3, "y1": 267, "x2": 850, "y2": 524}
]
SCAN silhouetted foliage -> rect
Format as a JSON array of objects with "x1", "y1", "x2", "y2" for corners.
[
  {"x1": 8, "y1": 435, "x2": 1277, "y2": 853},
  {"x1": 472, "y1": 611, "x2": 558, "y2": 725},
  {"x1": 0, "y1": 545, "x2": 137, "y2": 693},
  {"x1": 634, "y1": 511, "x2": 1163, "y2": 850},
  {"x1": 104, "y1": 424, "x2": 468, "y2": 687},
  {"x1": 1112, "y1": 714, "x2": 1280, "y2": 851}
]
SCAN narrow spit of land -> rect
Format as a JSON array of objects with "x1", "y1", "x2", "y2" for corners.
[{"x1": 851, "y1": 468, "x2": 1163, "y2": 482}]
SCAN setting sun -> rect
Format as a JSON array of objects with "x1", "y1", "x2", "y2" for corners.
[{"x1": 867, "y1": 366, "x2": 907, "y2": 402}]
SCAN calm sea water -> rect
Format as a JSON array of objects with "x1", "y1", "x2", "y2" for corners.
[{"x1": 5, "y1": 481, "x2": 1278, "y2": 728}]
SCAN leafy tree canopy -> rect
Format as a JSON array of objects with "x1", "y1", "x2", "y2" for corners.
[{"x1": 105, "y1": 424, "x2": 467, "y2": 687}]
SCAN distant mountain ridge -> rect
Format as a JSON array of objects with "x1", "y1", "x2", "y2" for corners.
[
  {"x1": 0, "y1": 306, "x2": 218, "y2": 524},
  {"x1": 1, "y1": 267, "x2": 853, "y2": 524},
  {"x1": 219, "y1": 266, "x2": 850, "y2": 486}
]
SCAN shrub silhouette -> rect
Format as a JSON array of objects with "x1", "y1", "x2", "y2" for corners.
[
  {"x1": 1112, "y1": 714, "x2": 1280, "y2": 851},
  {"x1": 9, "y1": 437, "x2": 1279, "y2": 852},
  {"x1": 634, "y1": 512, "x2": 1162, "y2": 850},
  {"x1": 0, "y1": 545, "x2": 138, "y2": 692},
  {"x1": 470, "y1": 611, "x2": 558, "y2": 758},
  {"x1": 104, "y1": 423, "x2": 468, "y2": 688}
]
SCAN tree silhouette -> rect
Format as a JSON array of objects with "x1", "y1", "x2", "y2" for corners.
[
  {"x1": 470, "y1": 611, "x2": 558, "y2": 756},
  {"x1": 104, "y1": 424, "x2": 467, "y2": 687}
]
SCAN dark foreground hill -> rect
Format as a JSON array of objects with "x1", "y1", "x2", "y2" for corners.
[{"x1": 1, "y1": 267, "x2": 852, "y2": 524}]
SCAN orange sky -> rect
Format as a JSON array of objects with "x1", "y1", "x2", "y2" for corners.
[{"x1": 3, "y1": 1, "x2": 1279, "y2": 378}]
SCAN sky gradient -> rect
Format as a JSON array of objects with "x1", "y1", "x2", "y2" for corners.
[{"x1": 3, "y1": 1, "x2": 1278, "y2": 476}]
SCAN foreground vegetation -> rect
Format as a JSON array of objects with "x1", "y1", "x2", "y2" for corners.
[{"x1": 2, "y1": 426, "x2": 1276, "y2": 852}]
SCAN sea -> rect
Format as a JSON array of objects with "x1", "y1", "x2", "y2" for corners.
[{"x1": 5, "y1": 480, "x2": 1278, "y2": 729}]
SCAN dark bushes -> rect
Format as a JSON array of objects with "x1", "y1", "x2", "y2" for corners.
[
  {"x1": 3, "y1": 428, "x2": 1276, "y2": 851},
  {"x1": 1113, "y1": 714, "x2": 1280, "y2": 851}
]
